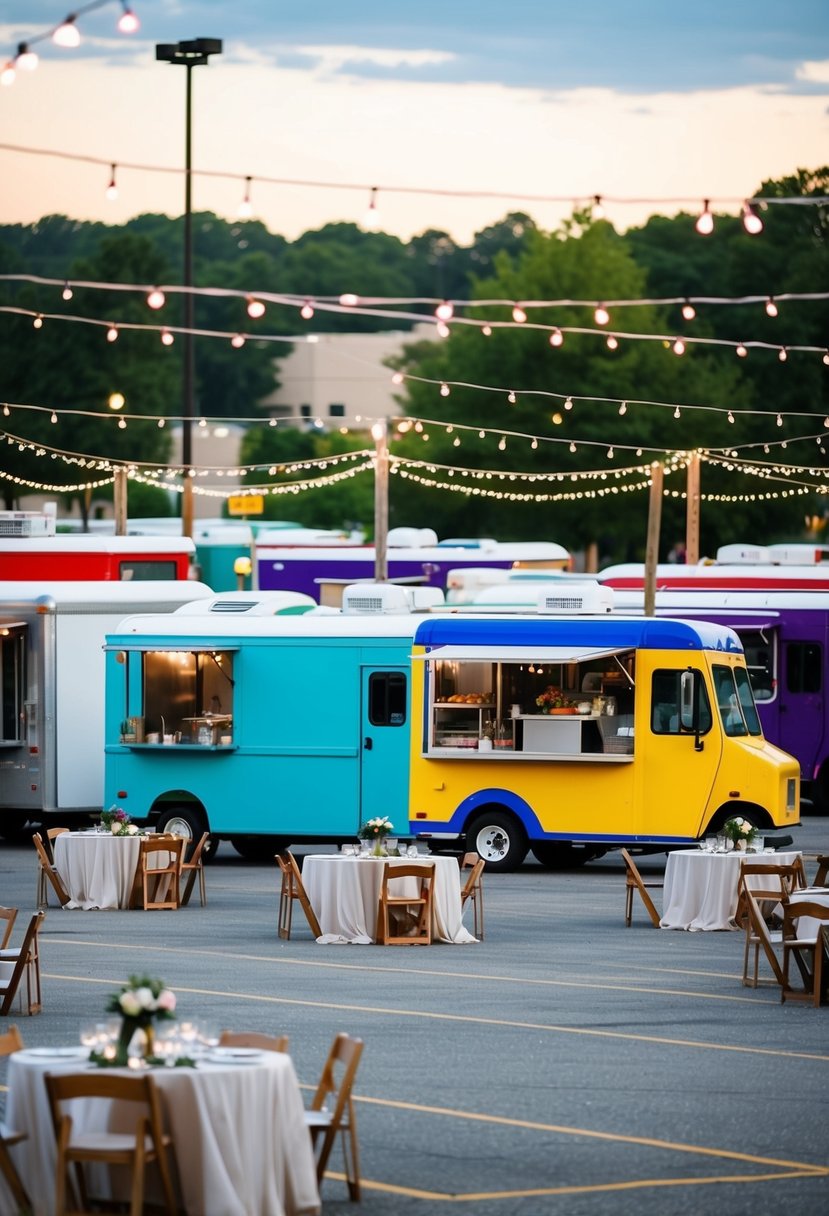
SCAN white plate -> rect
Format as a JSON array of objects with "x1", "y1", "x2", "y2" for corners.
[
  {"x1": 25, "y1": 1047, "x2": 89, "y2": 1059},
  {"x1": 205, "y1": 1047, "x2": 262, "y2": 1063}
]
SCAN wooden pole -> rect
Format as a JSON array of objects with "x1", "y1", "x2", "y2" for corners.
[
  {"x1": 685, "y1": 451, "x2": 701, "y2": 565},
  {"x1": 644, "y1": 462, "x2": 664, "y2": 616},
  {"x1": 372, "y1": 422, "x2": 389, "y2": 582},
  {"x1": 113, "y1": 467, "x2": 128, "y2": 536}
]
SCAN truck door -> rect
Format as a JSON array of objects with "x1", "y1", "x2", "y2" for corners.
[
  {"x1": 778, "y1": 640, "x2": 824, "y2": 782},
  {"x1": 360, "y1": 668, "x2": 410, "y2": 826}
]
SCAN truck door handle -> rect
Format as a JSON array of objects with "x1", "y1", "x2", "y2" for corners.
[{"x1": 364, "y1": 737, "x2": 373, "y2": 750}]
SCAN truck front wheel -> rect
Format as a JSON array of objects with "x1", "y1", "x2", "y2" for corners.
[{"x1": 465, "y1": 811, "x2": 528, "y2": 872}]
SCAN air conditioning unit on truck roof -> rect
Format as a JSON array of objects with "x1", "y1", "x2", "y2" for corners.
[
  {"x1": 537, "y1": 583, "x2": 615, "y2": 614},
  {"x1": 0, "y1": 510, "x2": 56, "y2": 537},
  {"x1": 342, "y1": 584, "x2": 413, "y2": 614}
]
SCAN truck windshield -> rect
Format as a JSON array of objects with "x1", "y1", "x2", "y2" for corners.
[{"x1": 713, "y1": 664, "x2": 761, "y2": 737}]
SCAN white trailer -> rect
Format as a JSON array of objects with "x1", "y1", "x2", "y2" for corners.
[{"x1": 0, "y1": 581, "x2": 214, "y2": 834}]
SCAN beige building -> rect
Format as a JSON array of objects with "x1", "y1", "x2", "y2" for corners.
[{"x1": 260, "y1": 325, "x2": 430, "y2": 428}]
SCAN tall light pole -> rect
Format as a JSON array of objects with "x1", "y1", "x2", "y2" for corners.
[{"x1": 155, "y1": 38, "x2": 223, "y2": 539}]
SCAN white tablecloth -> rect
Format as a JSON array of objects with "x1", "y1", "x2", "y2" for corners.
[
  {"x1": 303, "y1": 854, "x2": 477, "y2": 944},
  {"x1": 1, "y1": 1047, "x2": 320, "y2": 1216},
  {"x1": 660, "y1": 850, "x2": 802, "y2": 931},
  {"x1": 54, "y1": 832, "x2": 142, "y2": 910}
]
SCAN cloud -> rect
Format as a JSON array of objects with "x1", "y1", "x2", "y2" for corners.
[
  {"x1": 288, "y1": 43, "x2": 456, "y2": 75},
  {"x1": 796, "y1": 59, "x2": 829, "y2": 85}
]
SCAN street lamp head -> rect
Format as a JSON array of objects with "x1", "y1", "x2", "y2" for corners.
[{"x1": 156, "y1": 38, "x2": 223, "y2": 66}]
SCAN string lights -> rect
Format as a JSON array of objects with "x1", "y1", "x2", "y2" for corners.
[
  {"x1": 2, "y1": 3, "x2": 140, "y2": 85},
  {"x1": 2, "y1": 142, "x2": 825, "y2": 232}
]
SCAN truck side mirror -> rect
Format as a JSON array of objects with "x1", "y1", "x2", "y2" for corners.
[{"x1": 680, "y1": 669, "x2": 704, "y2": 751}]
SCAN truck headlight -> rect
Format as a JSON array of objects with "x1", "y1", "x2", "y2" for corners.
[{"x1": 786, "y1": 778, "x2": 796, "y2": 810}]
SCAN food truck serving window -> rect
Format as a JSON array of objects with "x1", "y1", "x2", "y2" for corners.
[{"x1": 141, "y1": 649, "x2": 234, "y2": 742}]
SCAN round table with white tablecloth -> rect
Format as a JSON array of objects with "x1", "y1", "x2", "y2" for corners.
[
  {"x1": 1, "y1": 1046, "x2": 320, "y2": 1216},
  {"x1": 659, "y1": 849, "x2": 802, "y2": 932},
  {"x1": 53, "y1": 831, "x2": 142, "y2": 910},
  {"x1": 302, "y1": 853, "x2": 477, "y2": 944},
  {"x1": 786, "y1": 886, "x2": 829, "y2": 940}
]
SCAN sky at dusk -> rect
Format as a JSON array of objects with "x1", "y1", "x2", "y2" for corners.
[{"x1": 0, "y1": 1, "x2": 827, "y2": 243}]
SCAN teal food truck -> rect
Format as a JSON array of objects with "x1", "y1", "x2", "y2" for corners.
[{"x1": 104, "y1": 588, "x2": 419, "y2": 858}]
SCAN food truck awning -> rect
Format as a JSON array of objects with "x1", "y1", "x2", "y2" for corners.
[{"x1": 412, "y1": 645, "x2": 629, "y2": 664}]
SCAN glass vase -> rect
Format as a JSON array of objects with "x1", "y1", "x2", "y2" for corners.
[{"x1": 372, "y1": 839, "x2": 386, "y2": 857}]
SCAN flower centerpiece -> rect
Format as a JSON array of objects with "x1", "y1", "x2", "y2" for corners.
[
  {"x1": 358, "y1": 816, "x2": 394, "y2": 856},
  {"x1": 100, "y1": 806, "x2": 140, "y2": 836},
  {"x1": 535, "y1": 687, "x2": 575, "y2": 715},
  {"x1": 722, "y1": 816, "x2": 758, "y2": 851},
  {"x1": 105, "y1": 974, "x2": 177, "y2": 1064}
]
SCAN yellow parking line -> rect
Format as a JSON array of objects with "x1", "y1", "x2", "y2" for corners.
[{"x1": 47, "y1": 972, "x2": 829, "y2": 1062}]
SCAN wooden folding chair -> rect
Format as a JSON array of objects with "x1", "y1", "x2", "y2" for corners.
[
  {"x1": 33, "y1": 832, "x2": 70, "y2": 909},
  {"x1": 45, "y1": 1071, "x2": 178, "y2": 1216},
  {"x1": 736, "y1": 860, "x2": 801, "y2": 946},
  {"x1": 0, "y1": 1024, "x2": 31, "y2": 1214},
  {"x1": 742, "y1": 890, "x2": 787, "y2": 991},
  {"x1": 276, "y1": 851, "x2": 322, "y2": 940},
  {"x1": 0, "y1": 912, "x2": 45, "y2": 1016},
  {"x1": 139, "y1": 837, "x2": 184, "y2": 910},
  {"x1": 620, "y1": 848, "x2": 662, "y2": 927},
  {"x1": 218, "y1": 1030, "x2": 289, "y2": 1052},
  {"x1": 781, "y1": 900, "x2": 829, "y2": 1007},
  {"x1": 813, "y1": 854, "x2": 829, "y2": 887},
  {"x1": 0, "y1": 907, "x2": 17, "y2": 950},
  {"x1": 180, "y1": 831, "x2": 209, "y2": 907},
  {"x1": 460, "y1": 853, "x2": 485, "y2": 940},
  {"x1": 375, "y1": 863, "x2": 433, "y2": 945},
  {"x1": 304, "y1": 1032, "x2": 364, "y2": 1201}
]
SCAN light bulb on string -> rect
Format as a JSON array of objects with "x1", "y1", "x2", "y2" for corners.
[
  {"x1": 778, "y1": 347, "x2": 788, "y2": 362},
  {"x1": 479, "y1": 430, "x2": 485, "y2": 439},
  {"x1": 765, "y1": 297, "x2": 778, "y2": 318},
  {"x1": 531, "y1": 438, "x2": 538, "y2": 450},
  {"x1": 551, "y1": 413, "x2": 563, "y2": 425},
  {"x1": 728, "y1": 411, "x2": 735, "y2": 424},
  {"x1": 16, "y1": 42, "x2": 38, "y2": 71},
  {"x1": 2, "y1": 405, "x2": 10, "y2": 417},
  {"x1": 391, "y1": 372, "x2": 404, "y2": 385},
  {"x1": 606, "y1": 334, "x2": 619, "y2": 350},
  {"x1": 592, "y1": 194, "x2": 605, "y2": 220},
  {"x1": 147, "y1": 288, "x2": 165, "y2": 310},
  {"x1": 435, "y1": 301, "x2": 453, "y2": 322},
  {"x1": 246, "y1": 297, "x2": 265, "y2": 319},
  {"x1": 453, "y1": 436, "x2": 461, "y2": 447},
  {"x1": 512, "y1": 304, "x2": 527, "y2": 323},
  {"x1": 481, "y1": 325, "x2": 492, "y2": 337},
  {"x1": 736, "y1": 343, "x2": 747, "y2": 358},
  {"x1": 436, "y1": 321, "x2": 450, "y2": 338},
  {"x1": 105, "y1": 164, "x2": 118, "y2": 201},
  {"x1": 549, "y1": 328, "x2": 564, "y2": 347},
  {"x1": 160, "y1": 328, "x2": 174, "y2": 346},
  {"x1": 498, "y1": 436, "x2": 507, "y2": 450},
  {"x1": 776, "y1": 414, "x2": 783, "y2": 427},
  {"x1": 439, "y1": 382, "x2": 450, "y2": 397},
  {"x1": 33, "y1": 314, "x2": 43, "y2": 329},
  {"x1": 363, "y1": 186, "x2": 379, "y2": 231},
  {"x1": 564, "y1": 397, "x2": 573, "y2": 411},
  {"x1": 106, "y1": 324, "x2": 118, "y2": 342},
  {"x1": 231, "y1": 334, "x2": 246, "y2": 348},
  {"x1": 823, "y1": 351, "x2": 829, "y2": 366},
  {"x1": 117, "y1": 417, "x2": 127, "y2": 430},
  {"x1": 53, "y1": 16, "x2": 81, "y2": 48},
  {"x1": 300, "y1": 301, "x2": 315, "y2": 320},
  {"x1": 681, "y1": 300, "x2": 696, "y2": 321},
  {"x1": 157, "y1": 418, "x2": 166, "y2": 428},
  {"x1": 569, "y1": 441, "x2": 577, "y2": 453},
  {"x1": 107, "y1": 392, "x2": 125, "y2": 411},
  {"x1": 674, "y1": 406, "x2": 681, "y2": 419},
  {"x1": 50, "y1": 410, "x2": 57, "y2": 423},
  {"x1": 117, "y1": 3, "x2": 140, "y2": 34},
  {"x1": 607, "y1": 447, "x2": 614, "y2": 459},
  {"x1": 672, "y1": 338, "x2": 685, "y2": 356},
  {"x1": 594, "y1": 304, "x2": 610, "y2": 326},
  {"x1": 339, "y1": 293, "x2": 358, "y2": 307},
  {"x1": 618, "y1": 401, "x2": 627, "y2": 416},
  {"x1": 741, "y1": 202, "x2": 764, "y2": 235},
  {"x1": 1, "y1": 62, "x2": 15, "y2": 87},
  {"x1": 237, "y1": 176, "x2": 253, "y2": 219},
  {"x1": 695, "y1": 200, "x2": 714, "y2": 236},
  {"x1": 507, "y1": 391, "x2": 516, "y2": 405}
]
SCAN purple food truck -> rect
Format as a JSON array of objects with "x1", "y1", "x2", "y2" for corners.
[
  {"x1": 254, "y1": 528, "x2": 571, "y2": 599},
  {"x1": 617, "y1": 590, "x2": 829, "y2": 813}
]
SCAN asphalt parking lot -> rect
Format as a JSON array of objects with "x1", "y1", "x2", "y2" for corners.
[{"x1": 1, "y1": 818, "x2": 827, "y2": 1216}]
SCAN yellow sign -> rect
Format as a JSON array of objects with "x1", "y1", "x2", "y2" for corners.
[{"x1": 227, "y1": 495, "x2": 264, "y2": 516}]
